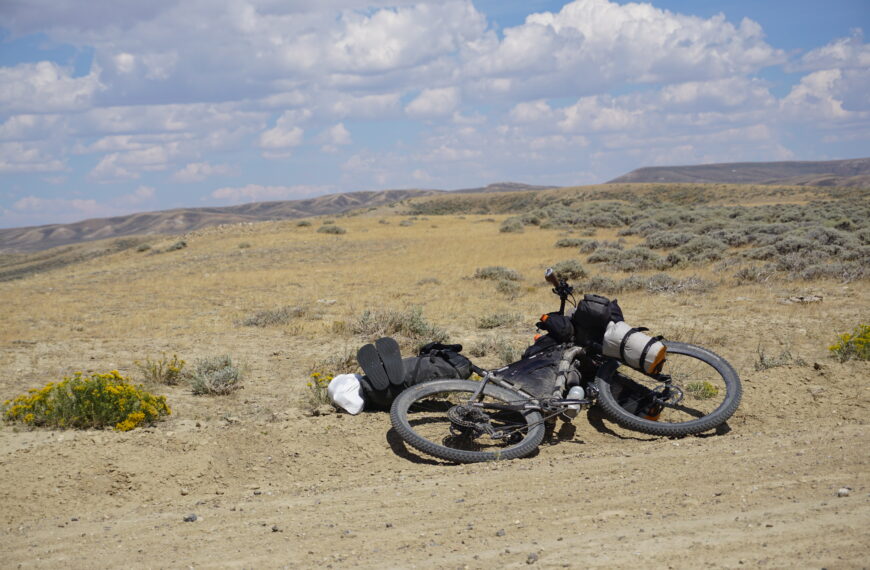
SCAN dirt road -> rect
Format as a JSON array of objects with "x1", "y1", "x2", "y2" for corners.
[{"x1": 2, "y1": 355, "x2": 867, "y2": 569}]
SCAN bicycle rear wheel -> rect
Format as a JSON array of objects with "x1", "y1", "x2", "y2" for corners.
[
  {"x1": 390, "y1": 379, "x2": 545, "y2": 463},
  {"x1": 594, "y1": 342, "x2": 741, "y2": 437}
]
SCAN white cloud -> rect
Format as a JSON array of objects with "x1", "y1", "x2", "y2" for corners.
[
  {"x1": 0, "y1": 114, "x2": 64, "y2": 142},
  {"x1": 329, "y1": 2, "x2": 487, "y2": 73},
  {"x1": 781, "y1": 69, "x2": 852, "y2": 120},
  {"x1": 464, "y1": 0, "x2": 784, "y2": 98},
  {"x1": 173, "y1": 162, "x2": 235, "y2": 182},
  {"x1": 405, "y1": 87, "x2": 460, "y2": 117},
  {"x1": 0, "y1": 142, "x2": 66, "y2": 173},
  {"x1": 258, "y1": 111, "x2": 306, "y2": 154},
  {"x1": 210, "y1": 184, "x2": 327, "y2": 204},
  {"x1": 789, "y1": 30, "x2": 870, "y2": 72},
  {"x1": 319, "y1": 123, "x2": 352, "y2": 152},
  {"x1": 117, "y1": 185, "x2": 156, "y2": 205},
  {"x1": 0, "y1": 61, "x2": 103, "y2": 114}
]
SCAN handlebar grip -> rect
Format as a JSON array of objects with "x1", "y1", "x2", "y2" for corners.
[{"x1": 544, "y1": 267, "x2": 560, "y2": 288}]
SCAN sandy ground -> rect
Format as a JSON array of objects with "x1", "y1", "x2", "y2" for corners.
[
  {"x1": 1, "y1": 336, "x2": 867, "y2": 569},
  {"x1": 1, "y1": 212, "x2": 868, "y2": 569}
]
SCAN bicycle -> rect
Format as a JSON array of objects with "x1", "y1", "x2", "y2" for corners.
[{"x1": 390, "y1": 268, "x2": 743, "y2": 463}]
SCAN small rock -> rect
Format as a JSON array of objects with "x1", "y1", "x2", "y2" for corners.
[
  {"x1": 837, "y1": 487, "x2": 851, "y2": 497},
  {"x1": 272, "y1": 525, "x2": 281, "y2": 532},
  {"x1": 183, "y1": 514, "x2": 197, "y2": 523},
  {"x1": 496, "y1": 529, "x2": 506, "y2": 537},
  {"x1": 385, "y1": 523, "x2": 393, "y2": 528},
  {"x1": 527, "y1": 552, "x2": 539, "y2": 565},
  {"x1": 180, "y1": 488, "x2": 189, "y2": 496}
]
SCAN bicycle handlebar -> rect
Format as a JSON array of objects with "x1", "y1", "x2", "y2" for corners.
[{"x1": 544, "y1": 267, "x2": 560, "y2": 288}]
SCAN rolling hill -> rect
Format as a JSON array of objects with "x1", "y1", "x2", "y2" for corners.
[
  {"x1": 608, "y1": 157, "x2": 870, "y2": 186},
  {"x1": 0, "y1": 183, "x2": 558, "y2": 254}
]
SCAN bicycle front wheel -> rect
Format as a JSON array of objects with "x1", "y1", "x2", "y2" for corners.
[
  {"x1": 390, "y1": 379, "x2": 546, "y2": 463},
  {"x1": 594, "y1": 342, "x2": 742, "y2": 437}
]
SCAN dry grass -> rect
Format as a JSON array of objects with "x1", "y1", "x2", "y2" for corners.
[{"x1": 0, "y1": 184, "x2": 867, "y2": 411}]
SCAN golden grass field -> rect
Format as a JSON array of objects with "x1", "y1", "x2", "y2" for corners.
[{"x1": 1, "y1": 184, "x2": 868, "y2": 568}]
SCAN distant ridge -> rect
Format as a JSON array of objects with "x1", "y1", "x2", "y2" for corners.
[
  {"x1": 608, "y1": 158, "x2": 870, "y2": 187},
  {"x1": 0, "y1": 182, "x2": 555, "y2": 253}
]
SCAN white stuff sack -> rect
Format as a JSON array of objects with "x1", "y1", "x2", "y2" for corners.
[
  {"x1": 602, "y1": 321, "x2": 667, "y2": 374},
  {"x1": 327, "y1": 373, "x2": 366, "y2": 415}
]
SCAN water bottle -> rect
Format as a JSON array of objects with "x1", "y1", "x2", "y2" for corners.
[{"x1": 563, "y1": 385, "x2": 585, "y2": 419}]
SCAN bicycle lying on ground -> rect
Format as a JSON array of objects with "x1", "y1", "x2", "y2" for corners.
[{"x1": 390, "y1": 269, "x2": 743, "y2": 463}]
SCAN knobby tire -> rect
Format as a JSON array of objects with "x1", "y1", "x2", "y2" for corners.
[
  {"x1": 390, "y1": 379, "x2": 545, "y2": 463},
  {"x1": 594, "y1": 341, "x2": 742, "y2": 437}
]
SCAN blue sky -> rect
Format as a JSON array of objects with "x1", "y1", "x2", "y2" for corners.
[{"x1": 1, "y1": 0, "x2": 868, "y2": 228}]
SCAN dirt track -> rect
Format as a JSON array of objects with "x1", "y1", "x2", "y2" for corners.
[
  {"x1": 1, "y1": 209, "x2": 868, "y2": 568},
  {"x1": 2, "y1": 347, "x2": 867, "y2": 569}
]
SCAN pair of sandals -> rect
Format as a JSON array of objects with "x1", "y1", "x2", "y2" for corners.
[{"x1": 356, "y1": 337, "x2": 405, "y2": 391}]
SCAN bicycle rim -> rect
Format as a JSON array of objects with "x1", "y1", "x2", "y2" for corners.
[
  {"x1": 390, "y1": 379, "x2": 546, "y2": 463},
  {"x1": 595, "y1": 342, "x2": 742, "y2": 437}
]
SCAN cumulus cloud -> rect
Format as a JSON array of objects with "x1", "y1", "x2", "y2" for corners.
[
  {"x1": 0, "y1": 0, "x2": 868, "y2": 227},
  {"x1": 0, "y1": 61, "x2": 103, "y2": 114},
  {"x1": 405, "y1": 87, "x2": 460, "y2": 118},
  {"x1": 319, "y1": 123, "x2": 352, "y2": 152},
  {"x1": 789, "y1": 30, "x2": 870, "y2": 72},
  {"x1": 173, "y1": 162, "x2": 235, "y2": 182},
  {"x1": 0, "y1": 142, "x2": 66, "y2": 173},
  {"x1": 464, "y1": 0, "x2": 785, "y2": 98},
  {"x1": 258, "y1": 111, "x2": 307, "y2": 157}
]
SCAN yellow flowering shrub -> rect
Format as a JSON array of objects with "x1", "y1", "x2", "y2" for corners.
[
  {"x1": 135, "y1": 353, "x2": 186, "y2": 385},
  {"x1": 305, "y1": 371, "x2": 334, "y2": 410},
  {"x1": 2, "y1": 371, "x2": 170, "y2": 431},
  {"x1": 829, "y1": 324, "x2": 870, "y2": 362}
]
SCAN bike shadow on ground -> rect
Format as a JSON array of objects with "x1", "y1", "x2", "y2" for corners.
[
  {"x1": 385, "y1": 427, "x2": 542, "y2": 465},
  {"x1": 583, "y1": 408, "x2": 733, "y2": 439},
  {"x1": 583, "y1": 408, "x2": 658, "y2": 441}
]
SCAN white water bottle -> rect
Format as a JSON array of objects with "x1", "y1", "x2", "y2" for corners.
[{"x1": 563, "y1": 385, "x2": 585, "y2": 419}]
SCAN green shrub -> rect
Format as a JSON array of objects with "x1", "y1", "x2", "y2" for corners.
[
  {"x1": 495, "y1": 279, "x2": 521, "y2": 298},
  {"x1": 586, "y1": 247, "x2": 623, "y2": 264},
  {"x1": 551, "y1": 259, "x2": 586, "y2": 280},
  {"x1": 304, "y1": 372, "x2": 333, "y2": 410},
  {"x1": 500, "y1": 217, "x2": 524, "y2": 233},
  {"x1": 477, "y1": 313, "x2": 521, "y2": 329},
  {"x1": 554, "y1": 238, "x2": 588, "y2": 248},
  {"x1": 645, "y1": 231, "x2": 695, "y2": 249},
  {"x1": 238, "y1": 242, "x2": 251, "y2": 249},
  {"x1": 2, "y1": 371, "x2": 170, "y2": 431},
  {"x1": 136, "y1": 353, "x2": 186, "y2": 385},
  {"x1": 240, "y1": 305, "x2": 311, "y2": 327},
  {"x1": 318, "y1": 225, "x2": 346, "y2": 235},
  {"x1": 166, "y1": 240, "x2": 187, "y2": 251},
  {"x1": 189, "y1": 356, "x2": 244, "y2": 395},
  {"x1": 754, "y1": 346, "x2": 806, "y2": 371},
  {"x1": 473, "y1": 266, "x2": 521, "y2": 281},
  {"x1": 136, "y1": 244, "x2": 151, "y2": 252},
  {"x1": 297, "y1": 220, "x2": 312, "y2": 227},
  {"x1": 685, "y1": 381, "x2": 719, "y2": 400},
  {"x1": 468, "y1": 337, "x2": 521, "y2": 365},
  {"x1": 828, "y1": 324, "x2": 870, "y2": 362},
  {"x1": 676, "y1": 236, "x2": 726, "y2": 262},
  {"x1": 733, "y1": 265, "x2": 773, "y2": 284},
  {"x1": 353, "y1": 307, "x2": 448, "y2": 344}
]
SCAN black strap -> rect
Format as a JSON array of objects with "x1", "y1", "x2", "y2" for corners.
[
  {"x1": 618, "y1": 327, "x2": 642, "y2": 362},
  {"x1": 639, "y1": 337, "x2": 659, "y2": 372}
]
